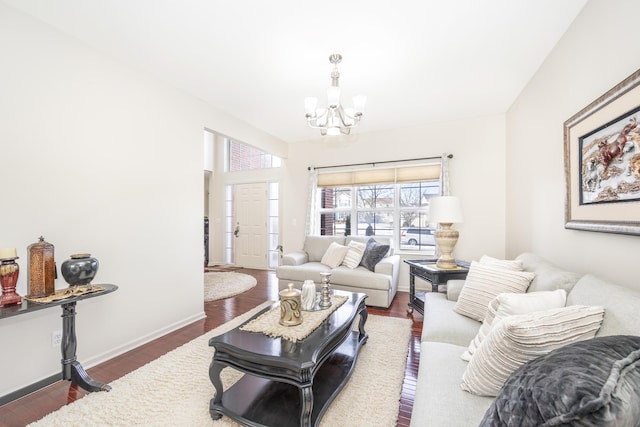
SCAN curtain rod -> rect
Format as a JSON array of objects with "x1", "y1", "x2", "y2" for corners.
[{"x1": 307, "y1": 154, "x2": 453, "y2": 171}]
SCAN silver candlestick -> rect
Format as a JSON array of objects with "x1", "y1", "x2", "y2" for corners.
[{"x1": 319, "y1": 272, "x2": 332, "y2": 308}]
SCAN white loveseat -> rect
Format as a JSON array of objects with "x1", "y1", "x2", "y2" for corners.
[
  {"x1": 410, "y1": 253, "x2": 640, "y2": 426},
  {"x1": 275, "y1": 235, "x2": 400, "y2": 308}
]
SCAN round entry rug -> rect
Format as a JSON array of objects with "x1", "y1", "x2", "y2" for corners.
[{"x1": 204, "y1": 272, "x2": 257, "y2": 301}]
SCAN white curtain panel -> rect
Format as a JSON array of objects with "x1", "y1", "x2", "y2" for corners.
[
  {"x1": 305, "y1": 168, "x2": 320, "y2": 236},
  {"x1": 439, "y1": 153, "x2": 450, "y2": 196}
]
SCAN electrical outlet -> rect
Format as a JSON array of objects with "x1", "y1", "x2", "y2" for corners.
[{"x1": 51, "y1": 330, "x2": 62, "y2": 347}]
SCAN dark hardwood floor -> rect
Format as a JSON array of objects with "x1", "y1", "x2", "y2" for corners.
[{"x1": 0, "y1": 269, "x2": 423, "y2": 427}]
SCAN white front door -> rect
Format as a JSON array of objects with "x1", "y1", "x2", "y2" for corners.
[{"x1": 234, "y1": 183, "x2": 267, "y2": 269}]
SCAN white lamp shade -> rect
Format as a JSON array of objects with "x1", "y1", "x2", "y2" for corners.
[
  {"x1": 430, "y1": 196, "x2": 464, "y2": 224},
  {"x1": 304, "y1": 97, "x2": 318, "y2": 115},
  {"x1": 353, "y1": 95, "x2": 366, "y2": 114},
  {"x1": 327, "y1": 86, "x2": 340, "y2": 107}
]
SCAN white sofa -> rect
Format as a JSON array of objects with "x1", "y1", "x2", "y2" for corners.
[
  {"x1": 410, "y1": 253, "x2": 640, "y2": 426},
  {"x1": 275, "y1": 235, "x2": 400, "y2": 308}
]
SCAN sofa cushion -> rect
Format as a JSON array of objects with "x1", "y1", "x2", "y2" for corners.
[
  {"x1": 516, "y1": 252, "x2": 582, "y2": 293},
  {"x1": 461, "y1": 304, "x2": 605, "y2": 396},
  {"x1": 422, "y1": 293, "x2": 481, "y2": 346},
  {"x1": 303, "y1": 236, "x2": 345, "y2": 262},
  {"x1": 359, "y1": 238, "x2": 390, "y2": 272},
  {"x1": 453, "y1": 261, "x2": 535, "y2": 322},
  {"x1": 330, "y1": 265, "x2": 392, "y2": 291},
  {"x1": 567, "y1": 274, "x2": 640, "y2": 337},
  {"x1": 320, "y1": 242, "x2": 349, "y2": 268},
  {"x1": 481, "y1": 335, "x2": 640, "y2": 427},
  {"x1": 346, "y1": 236, "x2": 393, "y2": 256},
  {"x1": 411, "y1": 341, "x2": 494, "y2": 427},
  {"x1": 461, "y1": 290, "x2": 567, "y2": 361},
  {"x1": 342, "y1": 240, "x2": 366, "y2": 269}
]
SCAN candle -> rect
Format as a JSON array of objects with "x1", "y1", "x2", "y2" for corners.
[{"x1": 0, "y1": 248, "x2": 17, "y2": 259}]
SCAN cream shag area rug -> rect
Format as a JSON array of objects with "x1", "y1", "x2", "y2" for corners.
[
  {"x1": 28, "y1": 302, "x2": 412, "y2": 427},
  {"x1": 204, "y1": 272, "x2": 257, "y2": 301}
]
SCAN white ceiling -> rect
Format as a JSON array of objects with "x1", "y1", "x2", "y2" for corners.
[{"x1": 4, "y1": 0, "x2": 588, "y2": 143}]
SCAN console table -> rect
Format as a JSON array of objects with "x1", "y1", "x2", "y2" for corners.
[
  {"x1": 404, "y1": 259, "x2": 469, "y2": 315},
  {"x1": 0, "y1": 284, "x2": 118, "y2": 393}
]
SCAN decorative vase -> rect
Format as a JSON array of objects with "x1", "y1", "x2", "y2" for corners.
[
  {"x1": 0, "y1": 253, "x2": 22, "y2": 307},
  {"x1": 61, "y1": 254, "x2": 99, "y2": 287},
  {"x1": 301, "y1": 280, "x2": 316, "y2": 310}
]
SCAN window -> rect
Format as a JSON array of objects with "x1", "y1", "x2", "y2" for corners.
[
  {"x1": 267, "y1": 182, "x2": 280, "y2": 269},
  {"x1": 317, "y1": 162, "x2": 441, "y2": 253},
  {"x1": 227, "y1": 138, "x2": 281, "y2": 172}
]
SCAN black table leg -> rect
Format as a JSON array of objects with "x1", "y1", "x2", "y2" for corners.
[
  {"x1": 407, "y1": 270, "x2": 416, "y2": 313},
  {"x1": 209, "y1": 359, "x2": 224, "y2": 420},
  {"x1": 60, "y1": 302, "x2": 111, "y2": 392}
]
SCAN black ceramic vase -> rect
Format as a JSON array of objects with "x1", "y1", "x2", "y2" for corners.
[{"x1": 61, "y1": 254, "x2": 99, "y2": 286}]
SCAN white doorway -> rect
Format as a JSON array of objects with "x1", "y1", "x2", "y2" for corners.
[{"x1": 234, "y1": 182, "x2": 268, "y2": 269}]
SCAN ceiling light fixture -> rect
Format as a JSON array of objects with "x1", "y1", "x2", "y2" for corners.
[{"x1": 304, "y1": 54, "x2": 366, "y2": 136}]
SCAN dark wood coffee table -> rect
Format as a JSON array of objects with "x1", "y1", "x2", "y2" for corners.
[{"x1": 208, "y1": 290, "x2": 368, "y2": 427}]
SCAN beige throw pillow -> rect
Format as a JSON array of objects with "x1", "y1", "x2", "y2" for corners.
[
  {"x1": 320, "y1": 242, "x2": 349, "y2": 268},
  {"x1": 479, "y1": 255, "x2": 523, "y2": 271},
  {"x1": 453, "y1": 261, "x2": 535, "y2": 321},
  {"x1": 461, "y1": 289, "x2": 567, "y2": 361},
  {"x1": 341, "y1": 240, "x2": 367, "y2": 269},
  {"x1": 461, "y1": 304, "x2": 605, "y2": 396}
]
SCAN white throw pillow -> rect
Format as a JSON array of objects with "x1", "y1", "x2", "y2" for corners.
[
  {"x1": 341, "y1": 240, "x2": 366, "y2": 269},
  {"x1": 461, "y1": 304, "x2": 605, "y2": 396},
  {"x1": 453, "y1": 261, "x2": 536, "y2": 322},
  {"x1": 479, "y1": 255, "x2": 523, "y2": 271},
  {"x1": 461, "y1": 289, "x2": 567, "y2": 361},
  {"x1": 320, "y1": 242, "x2": 349, "y2": 268}
]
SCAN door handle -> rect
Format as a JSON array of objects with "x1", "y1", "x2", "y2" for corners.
[{"x1": 234, "y1": 223, "x2": 240, "y2": 237}]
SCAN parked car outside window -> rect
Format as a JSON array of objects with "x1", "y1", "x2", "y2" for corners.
[{"x1": 400, "y1": 227, "x2": 435, "y2": 246}]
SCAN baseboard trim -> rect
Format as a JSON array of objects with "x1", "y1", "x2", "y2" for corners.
[
  {"x1": 0, "y1": 311, "x2": 206, "y2": 406},
  {"x1": 0, "y1": 373, "x2": 62, "y2": 406}
]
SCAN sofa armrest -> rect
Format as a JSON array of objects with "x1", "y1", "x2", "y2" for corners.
[
  {"x1": 282, "y1": 251, "x2": 308, "y2": 266},
  {"x1": 446, "y1": 279, "x2": 465, "y2": 301},
  {"x1": 375, "y1": 254, "x2": 399, "y2": 276}
]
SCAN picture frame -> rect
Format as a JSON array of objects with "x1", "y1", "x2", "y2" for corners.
[{"x1": 564, "y1": 68, "x2": 640, "y2": 236}]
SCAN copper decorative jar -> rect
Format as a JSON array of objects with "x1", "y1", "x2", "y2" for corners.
[
  {"x1": 61, "y1": 254, "x2": 99, "y2": 287},
  {"x1": 27, "y1": 236, "x2": 55, "y2": 298}
]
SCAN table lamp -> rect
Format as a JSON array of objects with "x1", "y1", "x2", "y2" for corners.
[{"x1": 429, "y1": 196, "x2": 464, "y2": 269}]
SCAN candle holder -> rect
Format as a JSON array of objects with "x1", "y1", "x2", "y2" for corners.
[
  {"x1": 0, "y1": 257, "x2": 22, "y2": 307},
  {"x1": 318, "y1": 272, "x2": 332, "y2": 308}
]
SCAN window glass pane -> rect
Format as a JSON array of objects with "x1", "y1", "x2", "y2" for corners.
[
  {"x1": 399, "y1": 212, "x2": 436, "y2": 250},
  {"x1": 356, "y1": 212, "x2": 393, "y2": 236},
  {"x1": 357, "y1": 185, "x2": 394, "y2": 208},
  {"x1": 320, "y1": 212, "x2": 351, "y2": 236},
  {"x1": 321, "y1": 187, "x2": 351, "y2": 209},
  {"x1": 269, "y1": 200, "x2": 278, "y2": 216},
  {"x1": 269, "y1": 217, "x2": 279, "y2": 233},
  {"x1": 228, "y1": 139, "x2": 281, "y2": 171}
]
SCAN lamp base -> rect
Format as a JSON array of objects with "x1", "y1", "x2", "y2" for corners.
[{"x1": 435, "y1": 223, "x2": 459, "y2": 270}]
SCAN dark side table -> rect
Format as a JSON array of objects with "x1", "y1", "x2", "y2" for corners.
[
  {"x1": 0, "y1": 284, "x2": 118, "y2": 402},
  {"x1": 404, "y1": 259, "x2": 469, "y2": 315}
]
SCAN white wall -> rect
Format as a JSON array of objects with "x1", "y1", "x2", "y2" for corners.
[
  {"x1": 0, "y1": 3, "x2": 285, "y2": 396},
  {"x1": 506, "y1": 0, "x2": 640, "y2": 289},
  {"x1": 281, "y1": 114, "x2": 507, "y2": 291}
]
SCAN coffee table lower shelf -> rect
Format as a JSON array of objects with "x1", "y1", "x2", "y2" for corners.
[{"x1": 210, "y1": 331, "x2": 365, "y2": 427}]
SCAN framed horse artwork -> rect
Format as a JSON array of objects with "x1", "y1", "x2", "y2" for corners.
[{"x1": 564, "y1": 68, "x2": 640, "y2": 236}]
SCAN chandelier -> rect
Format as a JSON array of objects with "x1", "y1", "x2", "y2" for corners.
[{"x1": 304, "y1": 54, "x2": 366, "y2": 136}]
